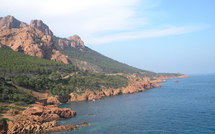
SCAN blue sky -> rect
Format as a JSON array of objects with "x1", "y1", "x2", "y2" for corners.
[{"x1": 0, "y1": 0, "x2": 214, "y2": 74}]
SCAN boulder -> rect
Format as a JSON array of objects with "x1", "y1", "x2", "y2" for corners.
[{"x1": 47, "y1": 96, "x2": 61, "y2": 104}]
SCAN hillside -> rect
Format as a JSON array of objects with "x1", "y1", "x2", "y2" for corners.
[
  {"x1": 0, "y1": 15, "x2": 187, "y2": 133},
  {"x1": 57, "y1": 44, "x2": 150, "y2": 74},
  {"x1": 0, "y1": 47, "x2": 129, "y2": 96},
  {"x1": 0, "y1": 15, "x2": 183, "y2": 103},
  {"x1": 0, "y1": 15, "x2": 155, "y2": 75},
  {"x1": 0, "y1": 47, "x2": 77, "y2": 77},
  {"x1": 0, "y1": 77, "x2": 36, "y2": 106}
]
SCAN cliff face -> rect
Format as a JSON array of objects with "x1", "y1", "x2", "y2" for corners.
[
  {"x1": 0, "y1": 16, "x2": 27, "y2": 29},
  {"x1": 0, "y1": 15, "x2": 185, "y2": 76},
  {"x1": 0, "y1": 16, "x2": 92, "y2": 66},
  {"x1": 0, "y1": 16, "x2": 71, "y2": 64},
  {"x1": 57, "y1": 35, "x2": 85, "y2": 51},
  {"x1": 0, "y1": 15, "x2": 154, "y2": 74},
  {"x1": 30, "y1": 20, "x2": 53, "y2": 36}
]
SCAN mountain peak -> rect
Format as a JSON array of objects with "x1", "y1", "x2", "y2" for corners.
[
  {"x1": 30, "y1": 20, "x2": 53, "y2": 36},
  {"x1": 68, "y1": 35, "x2": 85, "y2": 48},
  {"x1": 0, "y1": 16, "x2": 71, "y2": 64},
  {"x1": 0, "y1": 15, "x2": 26, "y2": 29}
]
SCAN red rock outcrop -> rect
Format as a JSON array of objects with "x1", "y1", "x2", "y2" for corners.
[
  {"x1": 47, "y1": 96, "x2": 62, "y2": 104},
  {"x1": 0, "y1": 15, "x2": 27, "y2": 29},
  {"x1": 120, "y1": 75, "x2": 161, "y2": 94},
  {"x1": 22, "y1": 105, "x2": 76, "y2": 120},
  {"x1": 47, "y1": 95, "x2": 71, "y2": 105},
  {"x1": 69, "y1": 90, "x2": 103, "y2": 102},
  {"x1": 0, "y1": 16, "x2": 71, "y2": 64},
  {"x1": 7, "y1": 119, "x2": 58, "y2": 134},
  {"x1": 68, "y1": 35, "x2": 85, "y2": 48},
  {"x1": 68, "y1": 73, "x2": 188, "y2": 103},
  {"x1": 43, "y1": 122, "x2": 89, "y2": 133},
  {"x1": 69, "y1": 74, "x2": 161, "y2": 102},
  {"x1": 57, "y1": 38, "x2": 72, "y2": 49},
  {"x1": 154, "y1": 74, "x2": 189, "y2": 81},
  {"x1": 30, "y1": 20, "x2": 53, "y2": 36},
  {"x1": 57, "y1": 34, "x2": 85, "y2": 50},
  {"x1": 6, "y1": 105, "x2": 77, "y2": 134},
  {"x1": 51, "y1": 49, "x2": 70, "y2": 64}
]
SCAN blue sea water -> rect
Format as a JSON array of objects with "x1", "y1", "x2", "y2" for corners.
[{"x1": 56, "y1": 74, "x2": 215, "y2": 134}]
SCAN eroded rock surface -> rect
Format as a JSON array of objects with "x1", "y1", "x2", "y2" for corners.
[
  {"x1": 69, "y1": 74, "x2": 161, "y2": 102},
  {"x1": 6, "y1": 105, "x2": 77, "y2": 134},
  {"x1": 0, "y1": 16, "x2": 71, "y2": 64},
  {"x1": 30, "y1": 20, "x2": 53, "y2": 36}
]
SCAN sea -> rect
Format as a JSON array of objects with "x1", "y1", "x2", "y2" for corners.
[{"x1": 56, "y1": 74, "x2": 215, "y2": 134}]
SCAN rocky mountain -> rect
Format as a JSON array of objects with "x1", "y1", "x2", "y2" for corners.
[
  {"x1": 0, "y1": 15, "x2": 26, "y2": 29},
  {"x1": 0, "y1": 16, "x2": 70, "y2": 64},
  {"x1": 0, "y1": 15, "x2": 187, "y2": 134},
  {"x1": 0, "y1": 15, "x2": 154, "y2": 75},
  {"x1": 30, "y1": 20, "x2": 53, "y2": 36}
]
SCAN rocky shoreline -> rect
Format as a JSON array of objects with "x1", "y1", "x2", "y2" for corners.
[
  {"x1": 0, "y1": 74, "x2": 188, "y2": 134},
  {"x1": 0, "y1": 103, "x2": 89, "y2": 134},
  {"x1": 47, "y1": 74, "x2": 188, "y2": 104}
]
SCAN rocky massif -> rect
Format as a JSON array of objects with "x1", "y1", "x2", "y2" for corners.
[
  {"x1": 0, "y1": 15, "x2": 189, "y2": 134},
  {"x1": 0, "y1": 16, "x2": 86, "y2": 64},
  {"x1": 0, "y1": 15, "x2": 153, "y2": 74}
]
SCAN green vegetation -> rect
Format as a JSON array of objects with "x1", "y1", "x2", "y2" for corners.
[
  {"x1": 12, "y1": 72, "x2": 128, "y2": 96},
  {"x1": 12, "y1": 75, "x2": 51, "y2": 91},
  {"x1": 58, "y1": 44, "x2": 182, "y2": 78},
  {"x1": 0, "y1": 47, "x2": 77, "y2": 77},
  {"x1": 0, "y1": 77, "x2": 36, "y2": 105},
  {"x1": 0, "y1": 118, "x2": 9, "y2": 123},
  {"x1": 52, "y1": 72, "x2": 128, "y2": 95},
  {"x1": 0, "y1": 47, "x2": 181, "y2": 107},
  {"x1": 0, "y1": 105, "x2": 25, "y2": 113},
  {"x1": 59, "y1": 46, "x2": 154, "y2": 75},
  {"x1": 0, "y1": 47, "x2": 128, "y2": 97}
]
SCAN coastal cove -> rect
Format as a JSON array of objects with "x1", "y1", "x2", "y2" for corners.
[
  {"x1": 0, "y1": 73, "x2": 186, "y2": 133},
  {"x1": 1, "y1": 1, "x2": 214, "y2": 133},
  {"x1": 57, "y1": 74, "x2": 215, "y2": 134}
]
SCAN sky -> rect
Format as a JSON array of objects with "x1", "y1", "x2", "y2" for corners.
[{"x1": 0, "y1": 0, "x2": 215, "y2": 74}]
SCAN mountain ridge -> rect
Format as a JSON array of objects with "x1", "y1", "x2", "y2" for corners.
[
  {"x1": 0, "y1": 15, "x2": 154, "y2": 75},
  {"x1": 0, "y1": 15, "x2": 188, "y2": 134}
]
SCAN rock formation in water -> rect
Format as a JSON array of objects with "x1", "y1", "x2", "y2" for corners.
[{"x1": 5, "y1": 104, "x2": 80, "y2": 134}]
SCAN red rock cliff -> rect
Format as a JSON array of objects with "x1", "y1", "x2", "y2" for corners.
[{"x1": 0, "y1": 16, "x2": 71, "y2": 64}]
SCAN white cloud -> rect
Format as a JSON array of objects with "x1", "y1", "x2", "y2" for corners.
[
  {"x1": 0, "y1": 0, "x2": 204, "y2": 45},
  {"x1": 88, "y1": 26, "x2": 203, "y2": 44}
]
